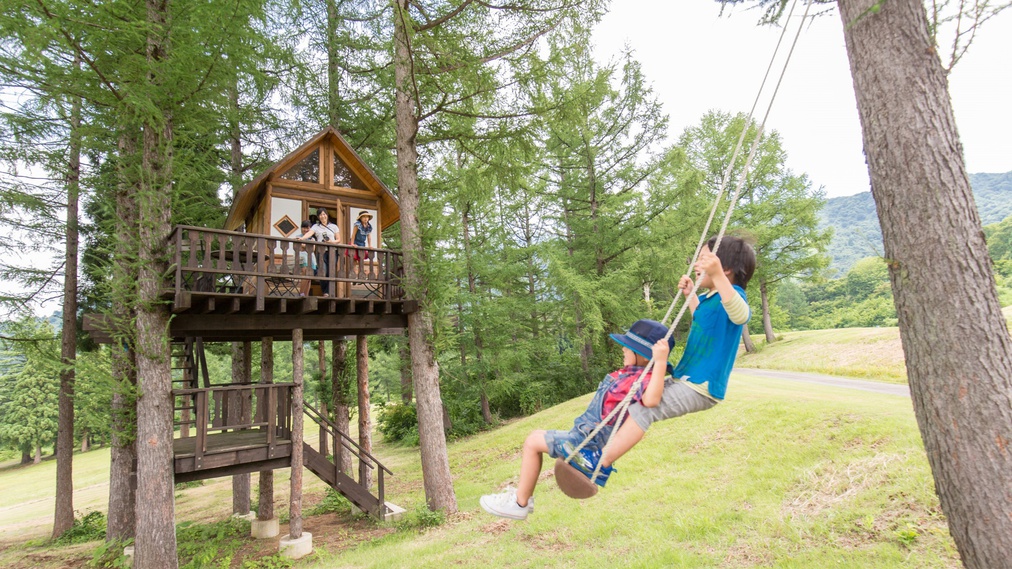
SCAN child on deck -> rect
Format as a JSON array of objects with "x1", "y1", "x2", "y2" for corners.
[{"x1": 480, "y1": 319, "x2": 675, "y2": 520}]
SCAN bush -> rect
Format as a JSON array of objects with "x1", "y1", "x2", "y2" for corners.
[
  {"x1": 377, "y1": 402, "x2": 418, "y2": 444},
  {"x1": 176, "y1": 518, "x2": 250, "y2": 569},
  {"x1": 54, "y1": 511, "x2": 106, "y2": 545},
  {"x1": 88, "y1": 538, "x2": 132, "y2": 568},
  {"x1": 308, "y1": 489, "x2": 352, "y2": 516}
]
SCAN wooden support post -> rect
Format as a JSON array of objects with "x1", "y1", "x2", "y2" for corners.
[
  {"x1": 289, "y1": 329, "x2": 304, "y2": 540},
  {"x1": 258, "y1": 337, "x2": 275, "y2": 522},
  {"x1": 357, "y1": 335, "x2": 372, "y2": 491},
  {"x1": 232, "y1": 341, "x2": 251, "y2": 515},
  {"x1": 318, "y1": 341, "x2": 328, "y2": 455}
]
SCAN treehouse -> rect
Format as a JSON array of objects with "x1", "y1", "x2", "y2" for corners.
[{"x1": 86, "y1": 126, "x2": 412, "y2": 559}]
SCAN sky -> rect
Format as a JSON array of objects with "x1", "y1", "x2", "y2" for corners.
[{"x1": 591, "y1": 1, "x2": 1012, "y2": 198}]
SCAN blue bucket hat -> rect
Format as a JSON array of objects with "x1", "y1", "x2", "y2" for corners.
[{"x1": 609, "y1": 319, "x2": 675, "y2": 375}]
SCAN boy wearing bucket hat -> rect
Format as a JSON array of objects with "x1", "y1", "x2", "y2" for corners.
[{"x1": 480, "y1": 319, "x2": 674, "y2": 520}]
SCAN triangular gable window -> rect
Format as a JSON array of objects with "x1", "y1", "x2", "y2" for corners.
[
  {"x1": 333, "y1": 150, "x2": 366, "y2": 190},
  {"x1": 280, "y1": 149, "x2": 319, "y2": 183}
]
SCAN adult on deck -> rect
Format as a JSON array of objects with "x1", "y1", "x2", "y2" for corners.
[{"x1": 298, "y1": 208, "x2": 340, "y2": 296}]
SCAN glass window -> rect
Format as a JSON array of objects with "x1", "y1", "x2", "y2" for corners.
[{"x1": 280, "y1": 149, "x2": 319, "y2": 183}]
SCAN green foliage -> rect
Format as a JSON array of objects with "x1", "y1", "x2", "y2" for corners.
[
  {"x1": 773, "y1": 257, "x2": 897, "y2": 331},
  {"x1": 377, "y1": 403, "x2": 418, "y2": 445},
  {"x1": 395, "y1": 500, "x2": 446, "y2": 532},
  {"x1": 240, "y1": 555, "x2": 294, "y2": 569},
  {"x1": 0, "y1": 318, "x2": 61, "y2": 457},
  {"x1": 822, "y1": 171, "x2": 1012, "y2": 274},
  {"x1": 176, "y1": 518, "x2": 251, "y2": 569},
  {"x1": 308, "y1": 489, "x2": 352, "y2": 516},
  {"x1": 53, "y1": 511, "x2": 106, "y2": 545},
  {"x1": 88, "y1": 538, "x2": 133, "y2": 569}
]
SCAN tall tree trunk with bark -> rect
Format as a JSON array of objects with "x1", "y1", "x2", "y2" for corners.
[
  {"x1": 107, "y1": 132, "x2": 139, "y2": 543},
  {"x1": 740, "y1": 326, "x2": 755, "y2": 354},
  {"x1": 231, "y1": 342, "x2": 251, "y2": 515},
  {"x1": 399, "y1": 340, "x2": 412, "y2": 404},
  {"x1": 759, "y1": 280, "x2": 775, "y2": 343},
  {"x1": 318, "y1": 341, "x2": 328, "y2": 457},
  {"x1": 393, "y1": 0, "x2": 457, "y2": 513},
  {"x1": 331, "y1": 339, "x2": 353, "y2": 474},
  {"x1": 837, "y1": 0, "x2": 1012, "y2": 565},
  {"x1": 53, "y1": 77, "x2": 81, "y2": 538},
  {"x1": 289, "y1": 330, "x2": 305, "y2": 540},
  {"x1": 258, "y1": 337, "x2": 274, "y2": 522},
  {"x1": 133, "y1": 2, "x2": 177, "y2": 565},
  {"x1": 356, "y1": 336, "x2": 372, "y2": 490}
]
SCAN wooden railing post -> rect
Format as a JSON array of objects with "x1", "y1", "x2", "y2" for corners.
[{"x1": 194, "y1": 390, "x2": 207, "y2": 470}]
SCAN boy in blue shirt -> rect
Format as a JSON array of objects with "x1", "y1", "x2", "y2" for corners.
[
  {"x1": 589, "y1": 235, "x2": 755, "y2": 476},
  {"x1": 480, "y1": 319, "x2": 675, "y2": 520},
  {"x1": 480, "y1": 236, "x2": 755, "y2": 520}
]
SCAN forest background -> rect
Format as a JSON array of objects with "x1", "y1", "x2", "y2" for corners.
[{"x1": 0, "y1": 0, "x2": 1010, "y2": 500}]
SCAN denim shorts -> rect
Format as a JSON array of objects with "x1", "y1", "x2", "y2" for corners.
[
  {"x1": 627, "y1": 378, "x2": 716, "y2": 432},
  {"x1": 543, "y1": 377, "x2": 614, "y2": 460}
]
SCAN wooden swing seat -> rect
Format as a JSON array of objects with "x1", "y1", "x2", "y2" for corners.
[{"x1": 554, "y1": 458, "x2": 599, "y2": 499}]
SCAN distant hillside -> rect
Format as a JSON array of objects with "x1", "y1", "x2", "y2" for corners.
[{"x1": 820, "y1": 171, "x2": 1012, "y2": 274}]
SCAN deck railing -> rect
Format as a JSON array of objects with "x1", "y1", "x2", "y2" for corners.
[
  {"x1": 168, "y1": 225, "x2": 404, "y2": 309},
  {"x1": 173, "y1": 383, "x2": 295, "y2": 470}
]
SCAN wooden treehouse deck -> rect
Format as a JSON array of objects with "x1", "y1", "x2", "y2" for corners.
[
  {"x1": 85, "y1": 225, "x2": 418, "y2": 342},
  {"x1": 172, "y1": 379, "x2": 395, "y2": 520}
]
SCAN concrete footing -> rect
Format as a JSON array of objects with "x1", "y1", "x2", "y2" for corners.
[
  {"x1": 232, "y1": 512, "x2": 257, "y2": 521},
  {"x1": 279, "y1": 532, "x2": 313, "y2": 559},
  {"x1": 123, "y1": 545, "x2": 134, "y2": 567},
  {"x1": 384, "y1": 502, "x2": 406, "y2": 522},
  {"x1": 251, "y1": 517, "x2": 279, "y2": 539}
]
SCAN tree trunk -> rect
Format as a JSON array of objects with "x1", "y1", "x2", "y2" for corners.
[
  {"x1": 21, "y1": 450, "x2": 31, "y2": 465},
  {"x1": 356, "y1": 336, "x2": 372, "y2": 490},
  {"x1": 318, "y1": 341, "x2": 328, "y2": 456},
  {"x1": 81, "y1": 432, "x2": 89, "y2": 453},
  {"x1": 134, "y1": 2, "x2": 177, "y2": 564},
  {"x1": 34, "y1": 442, "x2": 42, "y2": 464},
  {"x1": 326, "y1": 0, "x2": 340, "y2": 129},
  {"x1": 741, "y1": 326, "x2": 755, "y2": 354},
  {"x1": 837, "y1": 1, "x2": 1012, "y2": 565},
  {"x1": 399, "y1": 340, "x2": 412, "y2": 404},
  {"x1": 53, "y1": 75, "x2": 81, "y2": 538},
  {"x1": 760, "y1": 280, "x2": 775, "y2": 343},
  {"x1": 289, "y1": 329, "x2": 305, "y2": 540},
  {"x1": 393, "y1": 0, "x2": 457, "y2": 513},
  {"x1": 258, "y1": 337, "x2": 274, "y2": 521},
  {"x1": 231, "y1": 342, "x2": 251, "y2": 515},
  {"x1": 331, "y1": 339, "x2": 353, "y2": 475},
  {"x1": 107, "y1": 132, "x2": 138, "y2": 544},
  {"x1": 461, "y1": 204, "x2": 493, "y2": 425}
]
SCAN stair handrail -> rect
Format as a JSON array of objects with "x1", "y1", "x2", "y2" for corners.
[{"x1": 303, "y1": 401, "x2": 392, "y2": 476}]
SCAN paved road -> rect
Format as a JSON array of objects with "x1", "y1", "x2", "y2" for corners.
[{"x1": 735, "y1": 367, "x2": 910, "y2": 397}]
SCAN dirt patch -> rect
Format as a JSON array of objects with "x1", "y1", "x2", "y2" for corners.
[
  {"x1": 782, "y1": 453, "x2": 897, "y2": 519},
  {"x1": 521, "y1": 528, "x2": 574, "y2": 552},
  {"x1": 479, "y1": 519, "x2": 512, "y2": 535},
  {"x1": 0, "y1": 541, "x2": 93, "y2": 569}
]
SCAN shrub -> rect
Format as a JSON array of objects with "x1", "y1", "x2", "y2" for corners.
[
  {"x1": 54, "y1": 511, "x2": 106, "y2": 545},
  {"x1": 377, "y1": 402, "x2": 418, "y2": 444}
]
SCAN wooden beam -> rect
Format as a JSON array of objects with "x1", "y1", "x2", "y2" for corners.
[{"x1": 174, "y1": 457, "x2": 291, "y2": 484}]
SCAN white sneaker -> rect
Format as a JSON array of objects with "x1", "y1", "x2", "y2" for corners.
[{"x1": 479, "y1": 489, "x2": 534, "y2": 520}]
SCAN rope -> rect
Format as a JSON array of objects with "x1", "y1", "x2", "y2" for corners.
[{"x1": 563, "y1": 0, "x2": 813, "y2": 485}]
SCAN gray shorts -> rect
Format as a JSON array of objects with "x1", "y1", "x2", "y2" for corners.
[{"x1": 627, "y1": 379, "x2": 717, "y2": 432}]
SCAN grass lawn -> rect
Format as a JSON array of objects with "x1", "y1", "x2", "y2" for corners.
[
  {"x1": 0, "y1": 372, "x2": 959, "y2": 568},
  {"x1": 737, "y1": 328, "x2": 907, "y2": 383}
]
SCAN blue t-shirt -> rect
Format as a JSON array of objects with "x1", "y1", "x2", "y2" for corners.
[{"x1": 673, "y1": 285, "x2": 749, "y2": 400}]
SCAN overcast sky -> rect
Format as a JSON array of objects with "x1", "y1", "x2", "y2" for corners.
[{"x1": 592, "y1": 1, "x2": 1012, "y2": 198}]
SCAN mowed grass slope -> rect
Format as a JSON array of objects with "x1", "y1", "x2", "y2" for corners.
[
  {"x1": 312, "y1": 373, "x2": 956, "y2": 568},
  {"x1": 737, "y1": 328, "x2": 907, "y2": 382},
  {"x1": 0, "y1": 376, "x2": 959, "y2": 567}
]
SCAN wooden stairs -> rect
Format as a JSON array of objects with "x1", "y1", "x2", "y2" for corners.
[{"x1": 171, "y1": 337, "x2": 400, "y2": 521}]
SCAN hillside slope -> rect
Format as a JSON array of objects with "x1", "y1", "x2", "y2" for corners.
[{"x1": 821, "y1": 171, "x2": 1012, "y2": 273}]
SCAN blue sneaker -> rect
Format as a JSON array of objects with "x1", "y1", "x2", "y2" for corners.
[{"x1": 561, "y1": 442, "x2": 615, "y2": 487}]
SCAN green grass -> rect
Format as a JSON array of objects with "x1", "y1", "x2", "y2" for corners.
[
  {"x1": 302, "y1": 373, "x2": 956, "y2": 568},
  {"x1": 0, "y1": 374, "x2": 959, "y2": 567},
  {"x1": 738, "y1": 328, "x2": 908, "y2": 383}
]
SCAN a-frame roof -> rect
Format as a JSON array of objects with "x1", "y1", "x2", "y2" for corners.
[{"x1": 224, "y1": 126, "x2": 399, "y2": 231}]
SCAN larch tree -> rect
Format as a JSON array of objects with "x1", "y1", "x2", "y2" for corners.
[
  {"x1": 393, "y1": 0, "x2": 603, "y2": 511},
  {"x1": 678, "y1": 111, "x2": 831, "y2": 344},
  {"x1": 722, "y1": 1, "x2": 1012, "y2": 565}
]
